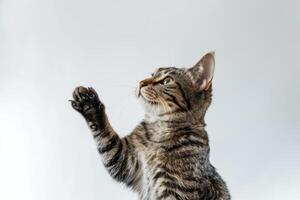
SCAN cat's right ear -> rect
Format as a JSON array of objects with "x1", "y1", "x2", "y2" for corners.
[{"x1": 186, "y1": 52, "x2": 215, "y2": 92}]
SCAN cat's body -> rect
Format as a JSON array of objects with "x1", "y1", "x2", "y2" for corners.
[
  {"x1": 129, "y1": 120, "x2": 229, "y2": 200},
  {"x1": 71, "y1": 52, "x2": 230, "y2": 200}
]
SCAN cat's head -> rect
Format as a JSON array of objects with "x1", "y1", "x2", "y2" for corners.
[{"x1": 136, "y1": 52, "x2": 215, "y2": 122}]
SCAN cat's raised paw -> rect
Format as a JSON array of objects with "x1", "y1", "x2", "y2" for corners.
[{"x1": 70, "y1": 86, "x2": 104, "y2": 116}]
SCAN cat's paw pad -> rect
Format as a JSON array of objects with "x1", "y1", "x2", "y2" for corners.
[{"x1": 70, "y1": 86, "x2": 103, "y2": 115}]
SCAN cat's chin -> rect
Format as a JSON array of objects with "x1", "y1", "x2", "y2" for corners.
[
  {"x1": 138, "y1": 97, "x2": 162, "y2": 117},
  {"x1": 136, "y1": 88, "x2": 168, "y2": 118}
]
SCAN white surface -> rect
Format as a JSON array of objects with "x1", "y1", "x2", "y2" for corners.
[{"x1": 1, "y1": 0, "x2": 299, "y2": 199}]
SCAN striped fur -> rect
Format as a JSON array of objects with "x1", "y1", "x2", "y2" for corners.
[{"x1": 70, "y1": 52, "x2": 230, "y2": 200}]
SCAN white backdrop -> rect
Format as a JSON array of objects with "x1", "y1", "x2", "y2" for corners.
[{"x1": 1, "y1": 0, "x2": 299, "y2": 199}]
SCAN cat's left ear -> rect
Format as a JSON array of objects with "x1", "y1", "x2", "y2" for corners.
[{"x1": 186, "y1": 52, "x2": 215, "y2": 92}]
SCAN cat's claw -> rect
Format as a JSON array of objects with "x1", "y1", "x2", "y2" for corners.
[
  {"x1": 69, "y1": 100, "x2": 81, "y2": 112},
  {"x1": 71, "y1": 86, "x2": 103, "y2": 116}
]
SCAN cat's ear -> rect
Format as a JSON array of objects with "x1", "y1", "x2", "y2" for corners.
[{"x1": 186, "y1": 52, "x2": 215, "y2": 92}]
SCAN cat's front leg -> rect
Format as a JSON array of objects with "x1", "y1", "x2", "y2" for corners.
[{"x1": 70, "y1": 86, "x2": 142, "y2": 188}]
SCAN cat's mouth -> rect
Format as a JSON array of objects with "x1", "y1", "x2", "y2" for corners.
[{"x1": 139, "y1": 87, "x2": 158, "y2": 102}]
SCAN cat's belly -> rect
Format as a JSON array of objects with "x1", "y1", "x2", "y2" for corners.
[
  {"x1": 138, "y1": 166, "x2": 197, "y2": 200},
  {"x1": 138, "y1": 150, "x2": 200, "y2": 200},
  {"x1": 138, "y1": 177, "x2": 229, "y2": 200},
  {"x1": 136, "y1": 146, "x2": 229, "y2": 199},
  {"x1": 137, "y1": 164, "x2": 229, "y2": 200},
  {"x1": 138, "y1": 174, "x2": 195, "y2": 200}
]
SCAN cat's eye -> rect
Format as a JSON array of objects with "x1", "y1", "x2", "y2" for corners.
[{"x1": 162, "y1": 77, "x2": 173, "y2": 85}]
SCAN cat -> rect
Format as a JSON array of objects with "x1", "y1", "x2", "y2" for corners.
[{"x1": 70, "y1": 52, "x2": 230, "y2": 200}]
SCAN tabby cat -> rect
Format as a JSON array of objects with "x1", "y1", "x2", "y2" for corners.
[{"x1": 70, "y1": 52, "x2": 230, "y2": 200}]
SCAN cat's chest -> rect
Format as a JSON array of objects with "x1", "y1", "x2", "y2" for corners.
[
  {"x1": 141, "y1": 145, "x2": 165, "y2": 174},
  {"x1": 139, "y1": 148, "x2": 167, "y2": 199},
  {"x1": 142, "y1": 144, "x2": 200, "y2": 173},
  {"x1": 139, "y1": 146, "x2": 200, "y2": 200}
]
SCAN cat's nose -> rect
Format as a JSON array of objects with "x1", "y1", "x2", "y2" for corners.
[
  {"x1": 139, "y1": 80, "x2": 147, "y2": 88},
  {"x1": 139, "y1": 78, "x2": 153, "y2": 88}
]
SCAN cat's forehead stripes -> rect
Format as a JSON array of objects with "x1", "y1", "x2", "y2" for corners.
[{"x1": 153, "y1": 67, "x2": 177, "y2": 79}]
